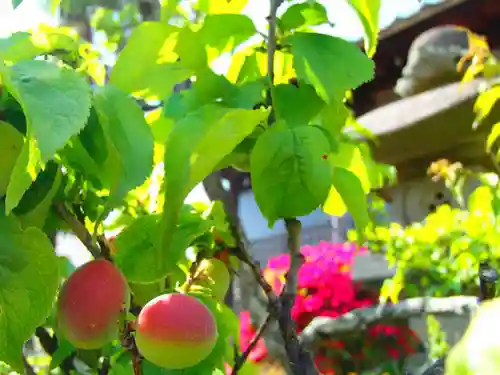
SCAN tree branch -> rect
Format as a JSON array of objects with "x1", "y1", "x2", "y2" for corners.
[
  {"x1": 266, "y1": 0, "x2": 284, "y2": 92},
  {"x1": 299, "y1": 296, "x2": 478, "y2": 349},
  {"x1": 231, "y1": 313, "x2": 273, "y2": 375},
  {"x1": 54, "y1": 201, "x2": 101, "y2": 259},
  {"x1": 279, "y1": 219, "x2": 318, "y2": 375}
]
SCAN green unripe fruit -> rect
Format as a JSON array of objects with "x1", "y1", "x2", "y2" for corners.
[
  {"x1": 57, "y1": 259, "x2": 130, "y2": 349},
  {"x1": 135, "y1": 293, "x2": 218, "y2": 369},
  {"x1": 191, "y1": 258, "x2": 231, "y2": 301},
  {"x1": 445, "y1": 298, "x2": 500, "y2": 375}
]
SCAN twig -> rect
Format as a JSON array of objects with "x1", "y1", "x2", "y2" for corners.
[
  {"x1": 97, "y1": 235, "x2": 112, "y2": 261},
  {"x1": 299, "y1": 295, "x2": 478, "y2": 349},
  {"x1": 54, "y1": 201, "x2": 101, "y2": 258},
  {"x1": 231, "y1": 313, "x2": 273, "y2": 375},
  {"x1": 266, "y1": 0, "x2": 284, "y2": 92}
]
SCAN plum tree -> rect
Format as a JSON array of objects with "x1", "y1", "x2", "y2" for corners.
[
  {"x1": 191, "y1": 258, "x2": 231, "y2": 301},
  {"x1": 135, "y1": 293, "x2": 218, "y2": 369},
  {"x1": 57, "y1": 259, "x2": 130, "y2": 349},
  {"x1": 445, "y1": 297, "x2": 500, "y2": 375}
]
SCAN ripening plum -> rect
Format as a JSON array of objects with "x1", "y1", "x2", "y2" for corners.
[
  {"x1": 190, "y1": 258, "x2": 231, "y2": 301},
  {"x1": 57, "y1": 259, "x2": 130, "y2": 349},
  {"x1": 135, "y1": 293, "x2": 218, "y2": 369}
]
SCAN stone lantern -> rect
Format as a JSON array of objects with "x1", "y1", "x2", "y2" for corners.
[
  {"x1": 350, "y1": 25, "x2": 500, "y2": 355},
  {"x1": 358, "y1": 25, "x2": 500, "y2": 226}
]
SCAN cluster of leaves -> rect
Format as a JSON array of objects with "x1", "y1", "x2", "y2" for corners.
[
  {"x1": 239, "y1": 242, "x2": 420, "y2": 374},
  {"x1": 0, "y1": 0, "x2": 394, "y2": 374}
]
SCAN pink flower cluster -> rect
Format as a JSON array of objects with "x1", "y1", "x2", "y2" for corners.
[{"x1": 238, "y1": 241, "x2": 420, "y2": 373}]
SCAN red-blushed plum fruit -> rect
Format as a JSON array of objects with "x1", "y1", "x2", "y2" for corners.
[
  {"x1": 135, "y1": 293, "x2": 218, "y2": 369},
  {"x1": 190, "y1": 258, "x2": 230, "y2": 301},
  {"x1": 57, "y1": 259, "x2": 130, "y2": 349}
]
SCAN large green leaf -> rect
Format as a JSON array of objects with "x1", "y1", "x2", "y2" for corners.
[
  {"x1": 323, "y1": 167, "x2": 369, "y2": 233},
  {"x1": 0, "y1": 211, "x2": 59, "y2": 371},
  {"x1": 290, "y1": 32, "x2": 374, "y2": 103},
  {"x1": 279, "y1": 1, "x2": 329, "y2": 32},
  {"x1": 110, "y1": 22, "x2": 192, "y2": 100},
  {"x1": 348, "y1": 0, "x2": 381, "y2": 57},
  {"x1": 160, "y1": 105, "x2": 268, "y2": 277},
  {"x1": 0, "y1": 122, "x2": 23, "y2": 197},
  {"x1": 272, "y1": 83, "x2": 325, "y2": 127},
  {"x1": 114, "y1": 209, "x2": 209, "y2": 283},
  {"x1": 0, "y1": 26, "x2": 79, "y2": 63},
  {"x1": 93, "y1": 85, "x2": 154, "y2": 209},
  {"x1": 250, "y1": 123, "x2": 332, "y2": 224},
  {"x1": 1, "y1": 60, "x2": 91, "y2": 214},
  {"x1": 200, "y1": 14, "x2": 256, "y2": 62}
]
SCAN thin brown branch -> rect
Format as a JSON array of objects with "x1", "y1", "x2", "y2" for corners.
[
  {"x1": 299, "y1": 295, "x2": 478, "y2": 349},
  {"x1": 231, "y1": 313, "x2": 273, "y2": 375},
  {"x1": 54, "y1": 201, "x2": 101, "y2": 258}
]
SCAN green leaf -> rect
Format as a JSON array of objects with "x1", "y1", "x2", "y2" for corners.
[
  {"x1": 200, "y1": 14, "x2": 256, "y2": 62},
  {"x1": 290, "y1": 32, "x2": 374, "y2": 103},
  {"x1": 487, "y1": 122, "x2": 500, "y2": 152},
  {"x1": 93, "y1": 85, "x2": 154, "y2": 210},
  {"x1": 114, "y1": 209, "x2": 209, "y2": 283},
  {"x1": 330, "y1": 142, "x2": 371, "y2": 193},
  {"x1": 227, "y1": 50, "x2": 265, "y2": 84},
  {"x1": 279, "y1": 1, "x2": 329, "y2": 32},
  {"x1": 174, "y1": 27, "x2": 208, "y2": 71},
  {"x1": 160, "y1": 105, "x2": 268, "y2": 276},
  {"x1": 250, "y1": 124, "x2": 332, "y2": 224},
  {"x1": 0, "y1": 211, "x2": 59, "y2": 371},
  {"x1": 323, "y1": 167, "x2": 369, "y2": 233},
  {"x1": 319, "y1": 100, "x2": 350, "y2": 138},
  {"x1": 272, "y1": 83, "x2": 325, "y2": 127},
  {"x1": 11, "y1": 0, "x2": 23, "y2": 9},
  {"x1": 110, "y1": 22, "x2": 192, "y2": 100},
  {"x1": 164, "y1": 69, "x2": 264, "y2": 117},
  {"x1": 49, "y1": 337, "x2": 75, "y2": 370},
  {"x1": 14, "y1": 161, "x2": 62, "y2": 229},
  {"x1": 0, "y1": 121, "x2": 23, "y2": 197},
  {"x1": 348, "y1": 0, "x2": 381, "y2": 57},
  {"x1": 0, "y1": 27, "x2": 79, "y2": 64},
  {"x1": 2, "y1": 60, "x2": 91, "y2": 213}
]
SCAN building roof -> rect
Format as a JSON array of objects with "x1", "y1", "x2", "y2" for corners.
[{"x1": 353, "y1": 0, "x2": 500, "y2": 115}]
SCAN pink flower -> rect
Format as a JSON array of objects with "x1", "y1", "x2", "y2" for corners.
[{"x1": 239, "y1": 241, "x2": 420, "y2": 372}]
